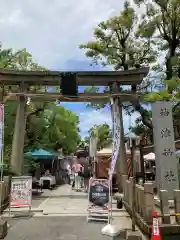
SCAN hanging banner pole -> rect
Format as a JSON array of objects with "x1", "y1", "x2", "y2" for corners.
[{"x1": 101, "y1": 97, "x2": 121, "y2": 237}]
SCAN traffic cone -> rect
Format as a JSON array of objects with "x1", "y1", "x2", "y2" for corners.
[{"x1": 152, "y1": 210, "x2": 161, "y2": 240}]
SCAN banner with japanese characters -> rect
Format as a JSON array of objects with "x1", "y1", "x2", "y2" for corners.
[
  {"x1": 108, "y1": 98, "x2": 121, "y2": 180},
  {"x1": 10, "y1": 176, "x2": 32, "y2": 207},
  {"x1": 88, "y1": 178, "x2": 109, "y2": 212},
  {"x1": 87, "y1": 178, "x2": 109, "y2": 222},
  {"x1": 152, "y1": 101, "x2": 179, "y2": 197}
]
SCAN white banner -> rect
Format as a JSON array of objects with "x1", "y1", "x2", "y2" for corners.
[
  {"x1": 109, "y1": 98, "x2": 121, "y2": 180},
  {"x1": 10, "y1": 176, "x2": 32, "y2": 207}
]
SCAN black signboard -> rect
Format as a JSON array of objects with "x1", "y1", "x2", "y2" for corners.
[{"x1": 89, "y1": 180, "x2": 109, "y2": 207}]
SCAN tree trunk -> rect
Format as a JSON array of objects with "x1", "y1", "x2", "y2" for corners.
[{"x1": 133, "y1": 99, "x2": 153, "y2": 129}]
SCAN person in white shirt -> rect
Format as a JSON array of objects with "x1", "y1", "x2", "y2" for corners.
[{"x1": 72, "y1": 157, "x2": 82, "y2": 191}]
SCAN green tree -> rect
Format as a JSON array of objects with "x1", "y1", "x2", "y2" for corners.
[
  {"x1": 0, "y1": 43, "x2": 46, "y2": 164},
  {"x1": 129, "y1": 110, "x2": 153, "y2": 144},
  {"x1": 25, "y1": 103, "x2": 81, "y2": 154},
  {"x1": 4, "y1": 101, "x2": 81, "y2": 165},
  {"x1": 134, "y1": 0, "x2": 180, "y2": 119},
  {"x1": 12, "y1": 48, "x2": 46, "y2": 71},
  {"x1": 80, "y1": 1, "x2": 157, "y2": 129},
  {"x1": 88, "y1": 123, "x2": 112, "y2": 150}
]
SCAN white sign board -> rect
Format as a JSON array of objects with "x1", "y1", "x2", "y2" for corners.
[
  {"x1": 152, "y1": 101, "x2": 179, "y2": 198},
  {"x1": 10, "y1": 176, "x2": 32, "y2": 207},
  {"x1": 109, "y1": 98, "x2": 121, "y2": 180}
]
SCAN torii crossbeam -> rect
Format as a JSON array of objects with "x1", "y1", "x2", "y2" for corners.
[{"x1": 0, "y1": 67, "x2": 149, "y2": 175}]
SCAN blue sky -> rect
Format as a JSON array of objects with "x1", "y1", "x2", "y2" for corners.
[
  {"x1": 0, "y1": 0, "x2": 140, "y2": 138},
  {"x1": 61, "y1": 60, "x2": 140, "y2": 138}
]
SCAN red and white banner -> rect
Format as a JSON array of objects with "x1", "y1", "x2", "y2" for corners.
[{"x1": 152, "y1": 210, "x2": 161, "y2": 240}]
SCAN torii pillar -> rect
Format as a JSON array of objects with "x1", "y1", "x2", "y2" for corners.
[{"x1": 11, "y1": 96, "x2": 27, "y2": 175}]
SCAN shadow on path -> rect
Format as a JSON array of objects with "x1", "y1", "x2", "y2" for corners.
[{"x1": 5, "y1": 216, "x2": 110, "y2": 240}]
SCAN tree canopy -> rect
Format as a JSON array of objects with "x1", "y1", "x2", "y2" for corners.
[
  {"x1": 0, "y1": 43, "x2": 80, "y2": 165},
  {"x1": 25, "y1": 103, "x2": 81, "y2": 154},
  {"x1": 80, "y1": 0, "x2": 180, "y2": 130},
  {"x1": 85, "y1": 123, "x2": 112, "y2": 150}
]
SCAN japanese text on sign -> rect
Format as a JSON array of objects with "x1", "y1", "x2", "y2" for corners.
[
  {"x1": 160, "y1": 128, "x2": 171, "y2": 139},
  {"x1": 10, "y1": 176, "x2": 32, "y2": 207},
  {"x1": 109, "y1": 98, "x2": 121, "y2": 179},
  {"x1": 160, "y1": 108, "x2": 169, "y2": 117},
  {"x1": 162, "y1": 148, "x2": 173, "y2": 156},
  {"x1": 153, "y1": 219, "x2": 160, "y2": 236},
  {"x1": 164, "y1": 170, "x2": 176, "y2": 182}
]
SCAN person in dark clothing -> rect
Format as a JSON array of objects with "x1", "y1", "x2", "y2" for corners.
[{"x1": 83, "y1": 164, "x2": 90, "y2": 192}]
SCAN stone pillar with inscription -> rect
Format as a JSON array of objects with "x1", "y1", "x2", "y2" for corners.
[{"x1": 152, "y1": 101, "x2": 179, "y2": 199}]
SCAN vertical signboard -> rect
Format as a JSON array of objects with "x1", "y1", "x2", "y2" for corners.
[
  {"x1": 87, "y1": 178, "x2": 109, "y2": 222},
  {"x1": 109, "y1": 98, "x2": 121, "y2": 180},
  {"x1": 10, "y1": 176, "x2": 32, "y2": 208},
  {"x1": 152, "y1": 101, "x2": 179, "y2": 198}
]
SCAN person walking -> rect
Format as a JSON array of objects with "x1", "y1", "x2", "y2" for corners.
[
  {"x1": 83, "y1": 164, "x2": 90, "y2": 193},
  {"x1": 72, "y1": 157, "x2": 82, "y2": 192}
]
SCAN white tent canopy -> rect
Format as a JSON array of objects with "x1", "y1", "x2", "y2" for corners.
[
  {"x1": 143, "y1": 152, "x2": 155, "y2": 161},
  {"x1": 175, "y1": 150, "x2": 180, "y2": 156},
  {"x1": 97, "y1": 148, "x2": 112, "y2": 156},
  {"x1": 143, "y1": 150, "x2": 180, "y2": 161}
]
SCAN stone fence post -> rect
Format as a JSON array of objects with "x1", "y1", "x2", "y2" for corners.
[
  {"x1": 122, "y1": 175, "x2": 128, "y2": 199},
  {"x1": 144, "y1": 182, "x2": 154, "y2": 224},
  {"x1": 159, "y1": 190, "x2": 170, "y2": 224},
  {"x1": 129, "y1": 177, "x2": 133, "y2": 210},
  {"x1": 125, "y1": 180, "x2": 130, "y2": 205},
  {"x1": 174, "y1": 189, "x2": 180, "y2": 224},
  {"x1": 135, "y1": 184, "x2": 144, "y2": 218}
]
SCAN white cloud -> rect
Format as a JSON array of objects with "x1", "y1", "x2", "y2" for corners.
[
  {"x1": 79, "y1": 108, "x2": 140, "y2": 138},
  {"x1": 0, "y1": 0, "x2": 124, "y2": 68},
  {"x1": 0, "y1": 0, "x2": 142, "y2": 138}
]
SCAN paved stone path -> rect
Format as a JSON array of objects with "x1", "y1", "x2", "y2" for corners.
[
  {"x1": 4, "y1": 185, "x2": 147, "y2": 239},
  {"x1": 37, "y1": 184, "x2": 88, "y2": 216},
  {"x1": 5, "y1": 216, "x2": 113, "y2": 240}
]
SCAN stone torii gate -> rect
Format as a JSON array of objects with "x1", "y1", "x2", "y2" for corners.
[{"x1": 0, "y1": 67, "x2": 149, "y2": 176}]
